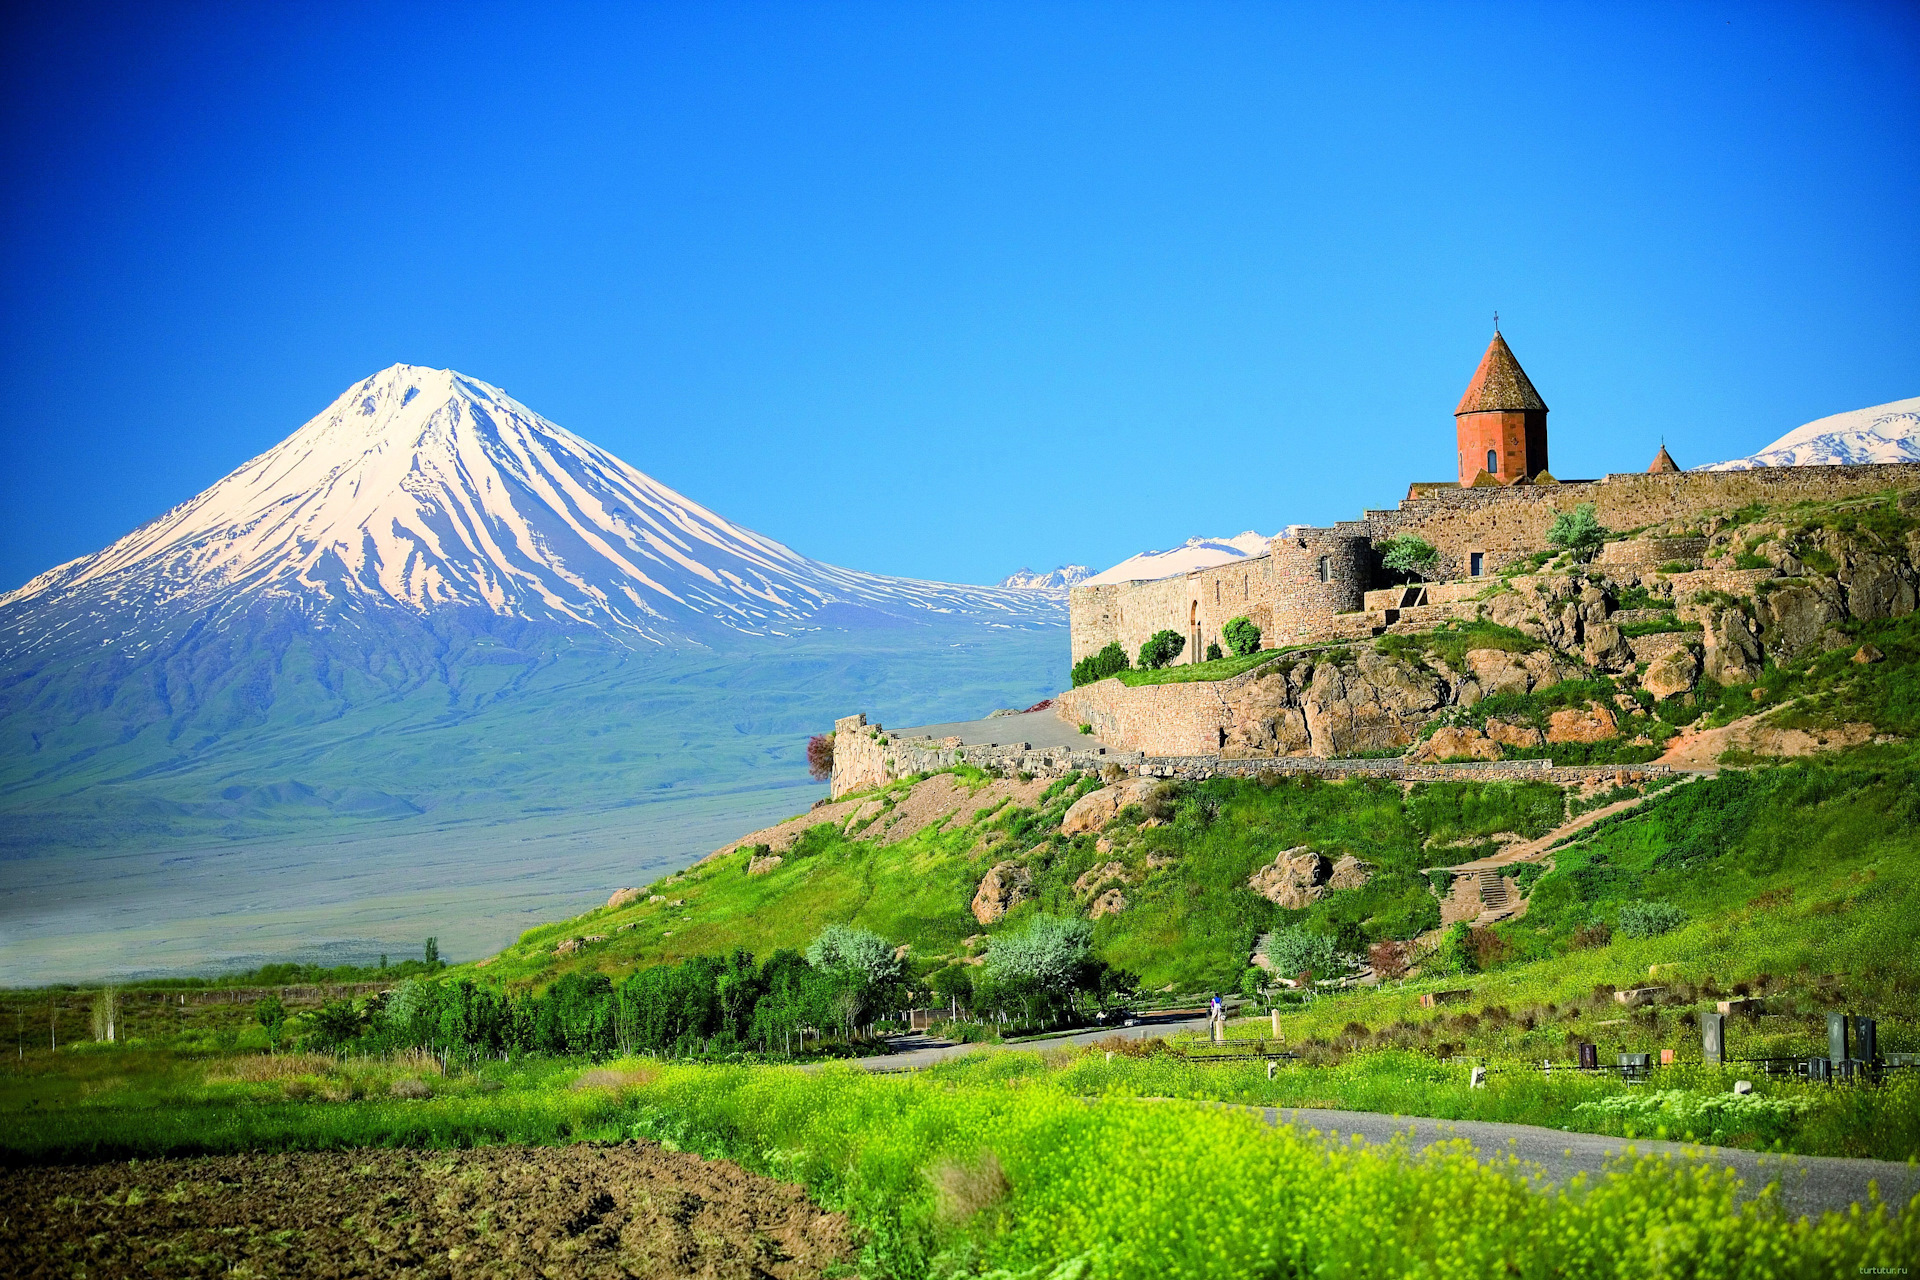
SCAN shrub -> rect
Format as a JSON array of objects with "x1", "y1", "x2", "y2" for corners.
[
  {"x1": 1618, "y1": 900, "x2": 1686, "y2": 938},
  {"x1": 1377, "y1": 535, "x2": 1440, "y2": 583},
  {"x1": 1138, "y1": 629, "x2": 1186, "y2": 670},
  {"x1": 1261, "y1": 926, "x2": 1352, "y2": 982},
  {"x1": 1071, "y1": 641, "x2": 1130, "y2": 687},
  {"x1": 1570, "y1": 920, "x2": 1613, "y2": 949},
  {"x1": 1368, "y1": 940, "x2": 1410, "y2": 981},
  {"x1": 806, "y1": 732, "x2": 836, "y2": 782},
  {"x1": 1222, "y1": 616, "x2": 1262, "y2": 657},
  {"x1": 1205, "y1": 642, "x2": 1224, "y2": 662},
  {"x1": 1546, "y1": 504, "x2": 1610, "y2": 562},
  {"x1": 1432, "y1": 921, "x2": 1475, "y2": 975}
]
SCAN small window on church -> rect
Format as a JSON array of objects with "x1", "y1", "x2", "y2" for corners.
[
  {"x1": 1470, "y1": 552, "x2": 1484, "y2": 577},
  {"x1": 1486, "y1": 449, "x2": 1498, "y2": 474},
  {"x1": 1316, "y1": 555, "x2": 1331, "y2": 583}
]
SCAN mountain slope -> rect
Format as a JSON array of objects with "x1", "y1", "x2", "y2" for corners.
[
  {"x1": 997, "y1": 566, "x2": 1093, "y2": 590},
  {"x1": 1080, "y1": 532, "x2": 1273, "y2": 587},
  {"x1": 3, "y1": 365, "x2": 1054, "y2": 649},
  {"x1": 0, "y1": 367, "x2": 1066, "y2": 977},
  {"x1": 1701, "y1": 395, "x2": 1920, "y2": 470}
]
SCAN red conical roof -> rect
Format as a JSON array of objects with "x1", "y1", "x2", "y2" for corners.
[{"x1": 1455, "y1": 332, "x2": 1547, "y2": 415}]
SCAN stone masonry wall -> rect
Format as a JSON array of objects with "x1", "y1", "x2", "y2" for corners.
[
  {"x1": 1069, "y1": 463, "x2": 1920, "y2": 663},
  {"x1": 829, "y1": 713, "x2": 1139, "y2": 799},
  {"x1": 1069, "y1": 529, "x2": 1368, "y2": 665}
]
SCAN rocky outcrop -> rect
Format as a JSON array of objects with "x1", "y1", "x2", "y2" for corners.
[
  {"x1": 971, "y1": 861, "x2": 1033, "y2": 925},
  {"x1": 1247, "y1": 847, "x2": 1331, "y2": 909},
  {"x1": 1485, "y1": 717, "x2": 1545, "y2": 749},
  {"x1": 746, "y1": 853, "x2": 783, "y2": 876},
  {"x1": 1089, "y1": 888, "x2": 1128, "y2": 919},
  {"x1": 1546, "y1": 704, "x2": 1619, "y2": 743},
  {"x1": 1407, "y1": 726, "x2": 1501, "y2": 763},
  {"x1": 1641, "y1": 647, "x2": 1700, "y2": 701},
  {"x1": 1061, "y1": 779, "x2": 1159, "y2": 834},
  {"x1": 606, "y1": 887, "x2": 644, "y2": 910},
  {"x1": 1072, "y1": 861, "x2": 1129, "y2": 896},
  {"x1": 1328, "y1": 854, "x2": 1373, "y2": 891}
]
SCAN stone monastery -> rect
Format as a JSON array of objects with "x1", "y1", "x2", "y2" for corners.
[
  {"x1": 827, "y1": 331, "x2": 1918, "y2": 800},
  {"x1": 1068, "y1": 331, "x2": 1917, "y2": 668}
]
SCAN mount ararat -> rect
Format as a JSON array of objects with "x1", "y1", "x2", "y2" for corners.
[{"x1": 0, "y1": 366, "x2": 1064, "y2": 980}]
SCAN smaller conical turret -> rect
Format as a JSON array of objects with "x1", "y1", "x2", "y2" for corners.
[{"x1": 1648, "y1": 444, "x2": 1680, "y2": 473}]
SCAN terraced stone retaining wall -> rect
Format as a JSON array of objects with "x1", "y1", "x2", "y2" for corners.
[{"x1": 829, "y1": 713, "x2": 1139, "y2": 799}]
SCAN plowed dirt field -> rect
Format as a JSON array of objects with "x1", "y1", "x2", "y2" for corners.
[{"x1": 0, "y1": 1142, "x2": 853, "y2": 1278}]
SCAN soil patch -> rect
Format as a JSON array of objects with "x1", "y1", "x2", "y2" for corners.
[{"x1": 0, "y1": 1142, "x2": 853, "y2": 1279}]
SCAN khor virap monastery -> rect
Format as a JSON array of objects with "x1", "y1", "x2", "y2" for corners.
[
  {"x1": 1067, "y1": 332, "x2": 1917, "y2": 668},
  {"x1": 827, "y1": 333, "x2": 1916, "y2": 797}
]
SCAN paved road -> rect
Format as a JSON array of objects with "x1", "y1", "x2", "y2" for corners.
[
  {"x1": 853, "y1": 1024, "x2": 1918, "y2": 1218},
  {"x1": 1253, "y1": 1105, "x2": 1919, "y2": 1221},
  {"x1": 857, "y1": 1011, "x2": 1213, "y2": 1072}
]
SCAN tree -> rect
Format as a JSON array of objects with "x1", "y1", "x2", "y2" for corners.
[
  {"x1": 255, "y1": 995, "x2": 287, "y2": 1050},
  {"x1": 982, "y1": 914, "x2": 1096, "y2": 1026},
  {"x1": 1377, "y1": 535, "x2": 1440, "y2": 583},
  {"x1": 1546, "y1": 504, "x2": 1609, "y2": 562},
  {"x1": 309, "y1": 999, "x2": 365, "y2": 1050},
  {"x1": 1205, "y1": 642, "x2": 1223, "y2": 662},
  {"x1": 806, "y1": 925, "x2": 903, "y2": 1037},
  {"x1": 806, "y1": 732, "x2": 836, "y2": 782},
  {"x1": 1137, "y1": 629, "x2": 1185, "y2": 670},
  {"x1": 928, "y1": 963, "x2": 974, "y2": 1015},
  {"x1": 1260, "y1": 925, "x2": 1352, "y2": 984},
  {"x1": 1221, "y1": 616, "x2": 1262, "y2": 657},
  {"x1": 424, "y1": 937, "x2": 440, "y2": 965},
  {"x1": 1070, "y1": 642, "x2": 1130, "y2": 688}
]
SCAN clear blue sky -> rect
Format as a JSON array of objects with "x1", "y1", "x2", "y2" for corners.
[{"x1": 3, "y1": 2, "x2": 1916, "y2": 591}]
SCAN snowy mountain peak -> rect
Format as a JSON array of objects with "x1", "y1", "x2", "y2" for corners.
[
  {"x1": 3, "y1": 367, "x2": 1058, "y2": 647},
  {"x1": 998, "y1": 565, "x2": 1094, "y2": 591},
  {"x1": 1701, "y1": 396, "x2": 1920, "y2": 471},
  {"x1": 1080, "y1": 532, "x2": 1275, "y2": 587}
]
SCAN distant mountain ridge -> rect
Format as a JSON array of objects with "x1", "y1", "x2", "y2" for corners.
[
  {"x1": 1080, "y1": 532, "x2": 1274, "y2": 587},
  {"x1": 1701, "y1": 396, "x2": 1920, "y2": 471},
  {"x1": 3, "y1": 365, "x2": 1055, "y2": 650},
  {"x1": 997, "y1": 565, "x2": 1094, "y2": 590}
]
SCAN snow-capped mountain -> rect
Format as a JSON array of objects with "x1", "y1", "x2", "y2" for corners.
[
  {"x1": 1080, "y1": 532, "x2": 1274, "y2": 587},
  {"x1": 997, "y1": 565, "x2": 1094, "y2": 590},
  {"x1": 2, "y1": 365, "x2": 1057, "y2": 652},
  {"x1": 1700, "y1": 396, "x2": 1920, "y2": 471}
]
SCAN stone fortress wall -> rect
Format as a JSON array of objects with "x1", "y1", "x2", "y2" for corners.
[{"x1": 1069, "y1": 462, "x2": 1920, "y2": 666}]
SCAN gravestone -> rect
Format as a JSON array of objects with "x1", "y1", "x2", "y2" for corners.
[
  {"x1": 1701, "y1": 1011, "x2": 1726, "y2": 1064},
  {"x1": 1852, "y1": 1015, "x2": 1877, "y2": 1064},
  {"x1": 1578, "y1": 1042, "x2": 1598, "y2": 1070},
  {"x1": 1469, "y1": 1066, "x2": 1487, "y2": 1089},
  {"x1": 1827, "y1": 1012, "x2": 1850, "y2": 1064}
]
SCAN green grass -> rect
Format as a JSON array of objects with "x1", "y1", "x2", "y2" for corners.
[
  {"x1": 1113, "y1": 649, "x2": 1289, "y2": 686},
  {"x1": 1375, "y1": 619, "x2": 1542, "y2": 672},
  {"x1": 6, "y1": 1050, "x2": 1910, "y2": 1276},
  {"x1": 464, "y1": 773, "x2": 1579, "y2": 995}
]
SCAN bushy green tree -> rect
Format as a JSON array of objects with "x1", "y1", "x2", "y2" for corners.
[
  {"x1": 254, "y1": 995, "x2": 286, "y2": 1049},
  {"x1": 1071, "y1": 641, "x2": 1130, "y2": 687},
  {"x1": 1221, "y1": 616, "x2": 1262, "y2": 657},
  {"x1": 1261, "y1": 925, "x2": 1352, "y2": 983},
  {"x1": 1546, "y1": 503, "x2": 1609, "y2": 562},
  {"x1": 1377, "y1": 535, "x2": 1440, "y2": 583},
  {"x1": 807, "y1": 925, "x2": 902, "y2": 1037},
  {"x1": 1138, "y1": 629, "x2": 1186, "y2": 670}
]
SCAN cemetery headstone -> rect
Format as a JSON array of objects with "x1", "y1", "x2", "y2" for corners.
[{"x1": 1701, "y1": 1011, "x2": 1726, "y2": 1064}]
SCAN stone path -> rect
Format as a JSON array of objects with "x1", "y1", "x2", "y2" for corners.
[{"x1": 1428, "y1": 774, "x2": 1705, "y2": 927}]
